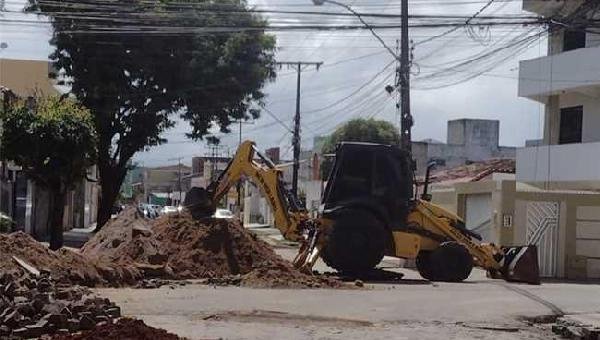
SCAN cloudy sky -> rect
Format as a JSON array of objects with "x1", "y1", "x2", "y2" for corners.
[{"x1": 0, "y1": 0, "x2": 547, "y2": 166}]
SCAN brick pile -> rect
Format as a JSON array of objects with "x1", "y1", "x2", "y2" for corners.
[{"x1": 0, "y1": 270, "x2": 121, "y2": 339}]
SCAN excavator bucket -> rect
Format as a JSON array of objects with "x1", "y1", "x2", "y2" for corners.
[
  {"x1": 183, "y1": 187, "x2": 216, "y2": 220},
  {"x1": 499, "y1": 245, "x2": 540, "y2": 285}
]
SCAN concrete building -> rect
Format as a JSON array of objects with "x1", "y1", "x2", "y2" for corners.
[
  {"x1": 430, "y1": 160, "x2": 600, "y2": 279},
  {"x1": 517, "y1": 0, "x2": 600, "y2": 189},
  {"x1": 412, "y1": 119, "x2": 516, "y2": 176},
  {"x1": 511, "y1": 0, "x2": 600, "y2": 280}
]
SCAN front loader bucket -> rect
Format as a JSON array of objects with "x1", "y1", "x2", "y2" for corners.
[
  {"x1": 183, "y1": 187, "x2": 216, "y2": 220},
  {"x1": 499, "y1": 245, "x2": 540, "y2": 285}
]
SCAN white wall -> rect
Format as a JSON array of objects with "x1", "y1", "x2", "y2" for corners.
[
  {"x1": 519, "y1": 46, "x2": 600, "y2": 100},
  {"x1": 517, "y1": 141, "x2": 600, "y2": 183}
]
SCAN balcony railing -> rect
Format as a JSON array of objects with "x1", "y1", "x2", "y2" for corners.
[{"x1": 518, "y1": 46, "x2": 600, "y2": 101}]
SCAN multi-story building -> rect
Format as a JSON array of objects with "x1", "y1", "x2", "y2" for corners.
[
  {"x1": 517, "y1": 0, "x2": 600, "y2": 189},
  {"x1": 514, "y1": 0, "x2": 600, "y2": 279}
]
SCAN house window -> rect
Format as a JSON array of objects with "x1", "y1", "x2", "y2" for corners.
[
  {"x1": 563, "y1": 29, "x2": 586, "y2": 52},
  {"x1": 559, "y1": 106, "x2": 583, "y2": 144}
]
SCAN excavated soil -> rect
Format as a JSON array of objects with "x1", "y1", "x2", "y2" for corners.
[
  {"x1": 82, "y1": 209, "x2": 342, "y2": 288},
  {"x1": 0, "y1": 232, "x2": 140, "y2": 287},
  {"x1": 48, "y1": 318, "x2": 183, "y2": 340}
]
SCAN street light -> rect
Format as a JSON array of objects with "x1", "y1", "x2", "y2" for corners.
[
  {"x1": 310, "y1": 0, "x2": 398, "y2": 60},
  {"x1": 311, "y1": 0, "x2": 413, "y2": 152}
]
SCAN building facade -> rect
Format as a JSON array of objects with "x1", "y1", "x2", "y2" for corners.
[{"x1": 517, "y1": 0, "x2": 600, "y2": 188}]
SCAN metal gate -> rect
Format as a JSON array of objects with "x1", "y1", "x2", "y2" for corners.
[{"x1": 526, "y1": 201, "x2": 559, "y2": 277}]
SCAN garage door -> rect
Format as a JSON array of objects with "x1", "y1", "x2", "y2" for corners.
[{"x1": 465, "y1": 193, "x2": 496, "y2": 243}]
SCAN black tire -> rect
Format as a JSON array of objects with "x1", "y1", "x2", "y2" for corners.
[
  {"x1": 321, "y1": 209, "x2": 386, "y2": 274},
  {"x1": 416, "y1": 251, "x2": 435, "y2": 281},
  {"x1": 184, "y1": 187, "x2": 215, "y2": 220},
  {"x1": 429, "y1": 242, "x2": 473, "y2": 282}
]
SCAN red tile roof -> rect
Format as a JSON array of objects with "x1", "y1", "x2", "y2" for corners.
[{"x1": 429, "y1": 158, "x2": 515, "y2": 184}]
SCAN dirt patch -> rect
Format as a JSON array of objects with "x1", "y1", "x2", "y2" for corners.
[
  {"x1": 0, "y1": 232, "x2": 140, "y2": 287},
  {"x1": 82, "y1": 210, "x2": 342, "y2": 288},
  {"x1": 48, "y1": 318, "x2": 183, "y2": 339}
]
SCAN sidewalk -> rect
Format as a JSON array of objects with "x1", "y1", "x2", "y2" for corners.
[{"x1": 63, "y1": 223, "x2": 96, "y2": 248}]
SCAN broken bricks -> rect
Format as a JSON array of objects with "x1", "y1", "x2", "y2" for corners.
[{"x1": 0, "y1": 271, "x2": 123, "y2": 339}]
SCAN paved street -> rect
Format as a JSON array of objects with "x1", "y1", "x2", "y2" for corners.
[{"x1": 96, "y1": 243, "x2": 600, "y2": 340}]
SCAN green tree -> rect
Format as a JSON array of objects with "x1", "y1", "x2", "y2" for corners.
[
  {"x1": 28, "y1": 0, "x2": 276, "y2": 229},
  {"x1": 321, "y1": 118, "x2": 400, "y2": 177},
  {"x1": 0, "y1": 96, "x2": 97, "y2": 249}
]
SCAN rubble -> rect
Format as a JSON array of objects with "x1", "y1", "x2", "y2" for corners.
[
  {"x1": 82, "y1": 210, "x2": 343, "y2": 288},
  {"x1": 0, "y1": 268, "x2": 122, "y2": 339},
  {"x1": 550, "y1": 315, "x2": 600, "y2": 340},
  {"x1": 47, "y1": 318, "x2": 183, "y2": 340}
]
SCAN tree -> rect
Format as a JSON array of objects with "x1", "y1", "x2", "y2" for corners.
[
  {"x1": 0, "y1": 96, "x2": 97, "y2": 249},
  {"x1": 320, "y1": 118, "x2": 401, "y2": 177},
  {"x1": 28, "y1": 0, "x2": 276, "y2": 229}
]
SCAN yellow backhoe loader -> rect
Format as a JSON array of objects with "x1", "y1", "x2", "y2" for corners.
[{"x1": 185, "y1": 140, "x2": 540, "y2": 284}]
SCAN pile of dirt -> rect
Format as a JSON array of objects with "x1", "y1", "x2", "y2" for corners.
[
  {"x1": 82, "y1": 210, "x2": 342, "y2": 288},
  {"x1": 0, "y1": 269, "x2": 122, "y2": 339},
  {"x1": 48, "y1": 318, "x2": 183, "y2": 340},
  {"x1": 0, "y1": 232, "x2": 140, "y2": 287}
]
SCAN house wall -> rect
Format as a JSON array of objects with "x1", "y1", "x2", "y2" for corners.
[
  {"x1": 513, "y1": 191, "x2": 600, "y2": 279},
  {"x1": 0, "y1": 58, "x2": 58, "y2": 97}
]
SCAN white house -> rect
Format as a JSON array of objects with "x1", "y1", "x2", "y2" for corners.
[{"x1": 517, "y1": 0, "x2": 600, "y2": 189}]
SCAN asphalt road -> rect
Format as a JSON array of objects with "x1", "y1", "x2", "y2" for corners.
[{"x1": 96, "y1": 245, "x2": 600, "y2": 340}]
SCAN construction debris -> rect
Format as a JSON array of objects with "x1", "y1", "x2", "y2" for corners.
[
  {"x1": 0, "y1": 268, "x2": 122, "y2": 339},
  {"x1": 47, "y1": 318, "x2": 184, "y2": 340},
  {"x1": 82, "y1": 210, "x2": 342, "y2": 288},
  {"x1": 551, "y1": 315, "x2": 600, "y2": 340}
]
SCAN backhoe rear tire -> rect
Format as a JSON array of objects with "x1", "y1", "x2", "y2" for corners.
[
  {"x1": 427, "y1": 242, "x2": 473, "y2": 282},
  {"x1": 321, "y1": 209, "x2": 386, "y2": 274}
]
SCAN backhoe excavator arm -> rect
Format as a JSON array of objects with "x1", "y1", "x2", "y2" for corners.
[{"x1": 203, "y1": 141, "x2": 310, "y2": 242}]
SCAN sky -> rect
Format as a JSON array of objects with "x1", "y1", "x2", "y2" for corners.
[{"x1": 0, "y1": 0, "x2": 547, "y2": 167}]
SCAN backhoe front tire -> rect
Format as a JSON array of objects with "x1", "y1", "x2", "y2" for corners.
[
  {"x1": 420, "y1": 242, "x2": 473, "y2": 282},
  {"x1": 321, "y1": 209, "x2": 386, "y2": 274},
  {"x1": 416, "y1": 251, "x2": 435, "y2": 281}
]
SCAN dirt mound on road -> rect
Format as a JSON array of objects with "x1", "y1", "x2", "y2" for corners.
[
  {"x1": 48, "y1": 318, "x2": 183, "y2": 340},
  {"x1": 0, "y1": 232, "x2": 140, "y2": 287},
  {"x1": 82, "y1": 211, "x2": 341, "y2": 288}
]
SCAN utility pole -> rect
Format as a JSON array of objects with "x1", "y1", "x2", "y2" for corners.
[
  {"x1": 276, "y1": 61, "x2": 323, "y2": 198},
  {"x1": 399, "y1": 0, "x2": 413, "y2": 152}
]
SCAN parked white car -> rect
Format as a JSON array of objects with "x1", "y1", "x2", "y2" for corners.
[
  {"x1": 161, "y1": 206, "x2": 179, "y2": 215},
  {"x1": 213, "y1": 209, "x2": 234, "y2": 219}
]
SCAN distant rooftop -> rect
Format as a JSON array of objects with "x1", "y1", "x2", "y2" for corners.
[{"x1": 429, "y1": 158, "x2": 516, "y2": 184}]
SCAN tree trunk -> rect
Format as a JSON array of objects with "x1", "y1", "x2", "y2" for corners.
[
  {"x1": 49, "y1": 188, "x2": 66, "y2": 251},
  {"x1": 96, "y1": 166, "x2": 127, "y2": 231}
]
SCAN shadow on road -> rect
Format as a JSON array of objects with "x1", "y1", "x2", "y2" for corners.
[{"x1": 320, "y1": 268, "x2": 432, "y2": 285}]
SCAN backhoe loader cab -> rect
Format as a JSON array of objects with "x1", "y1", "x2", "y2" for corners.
[
  {"x1": 318, "y1": 142, "x2": 417, "y2": 273},
  {"x1": 321, "y1": 142, "x2": 414, "y2": 229}
]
